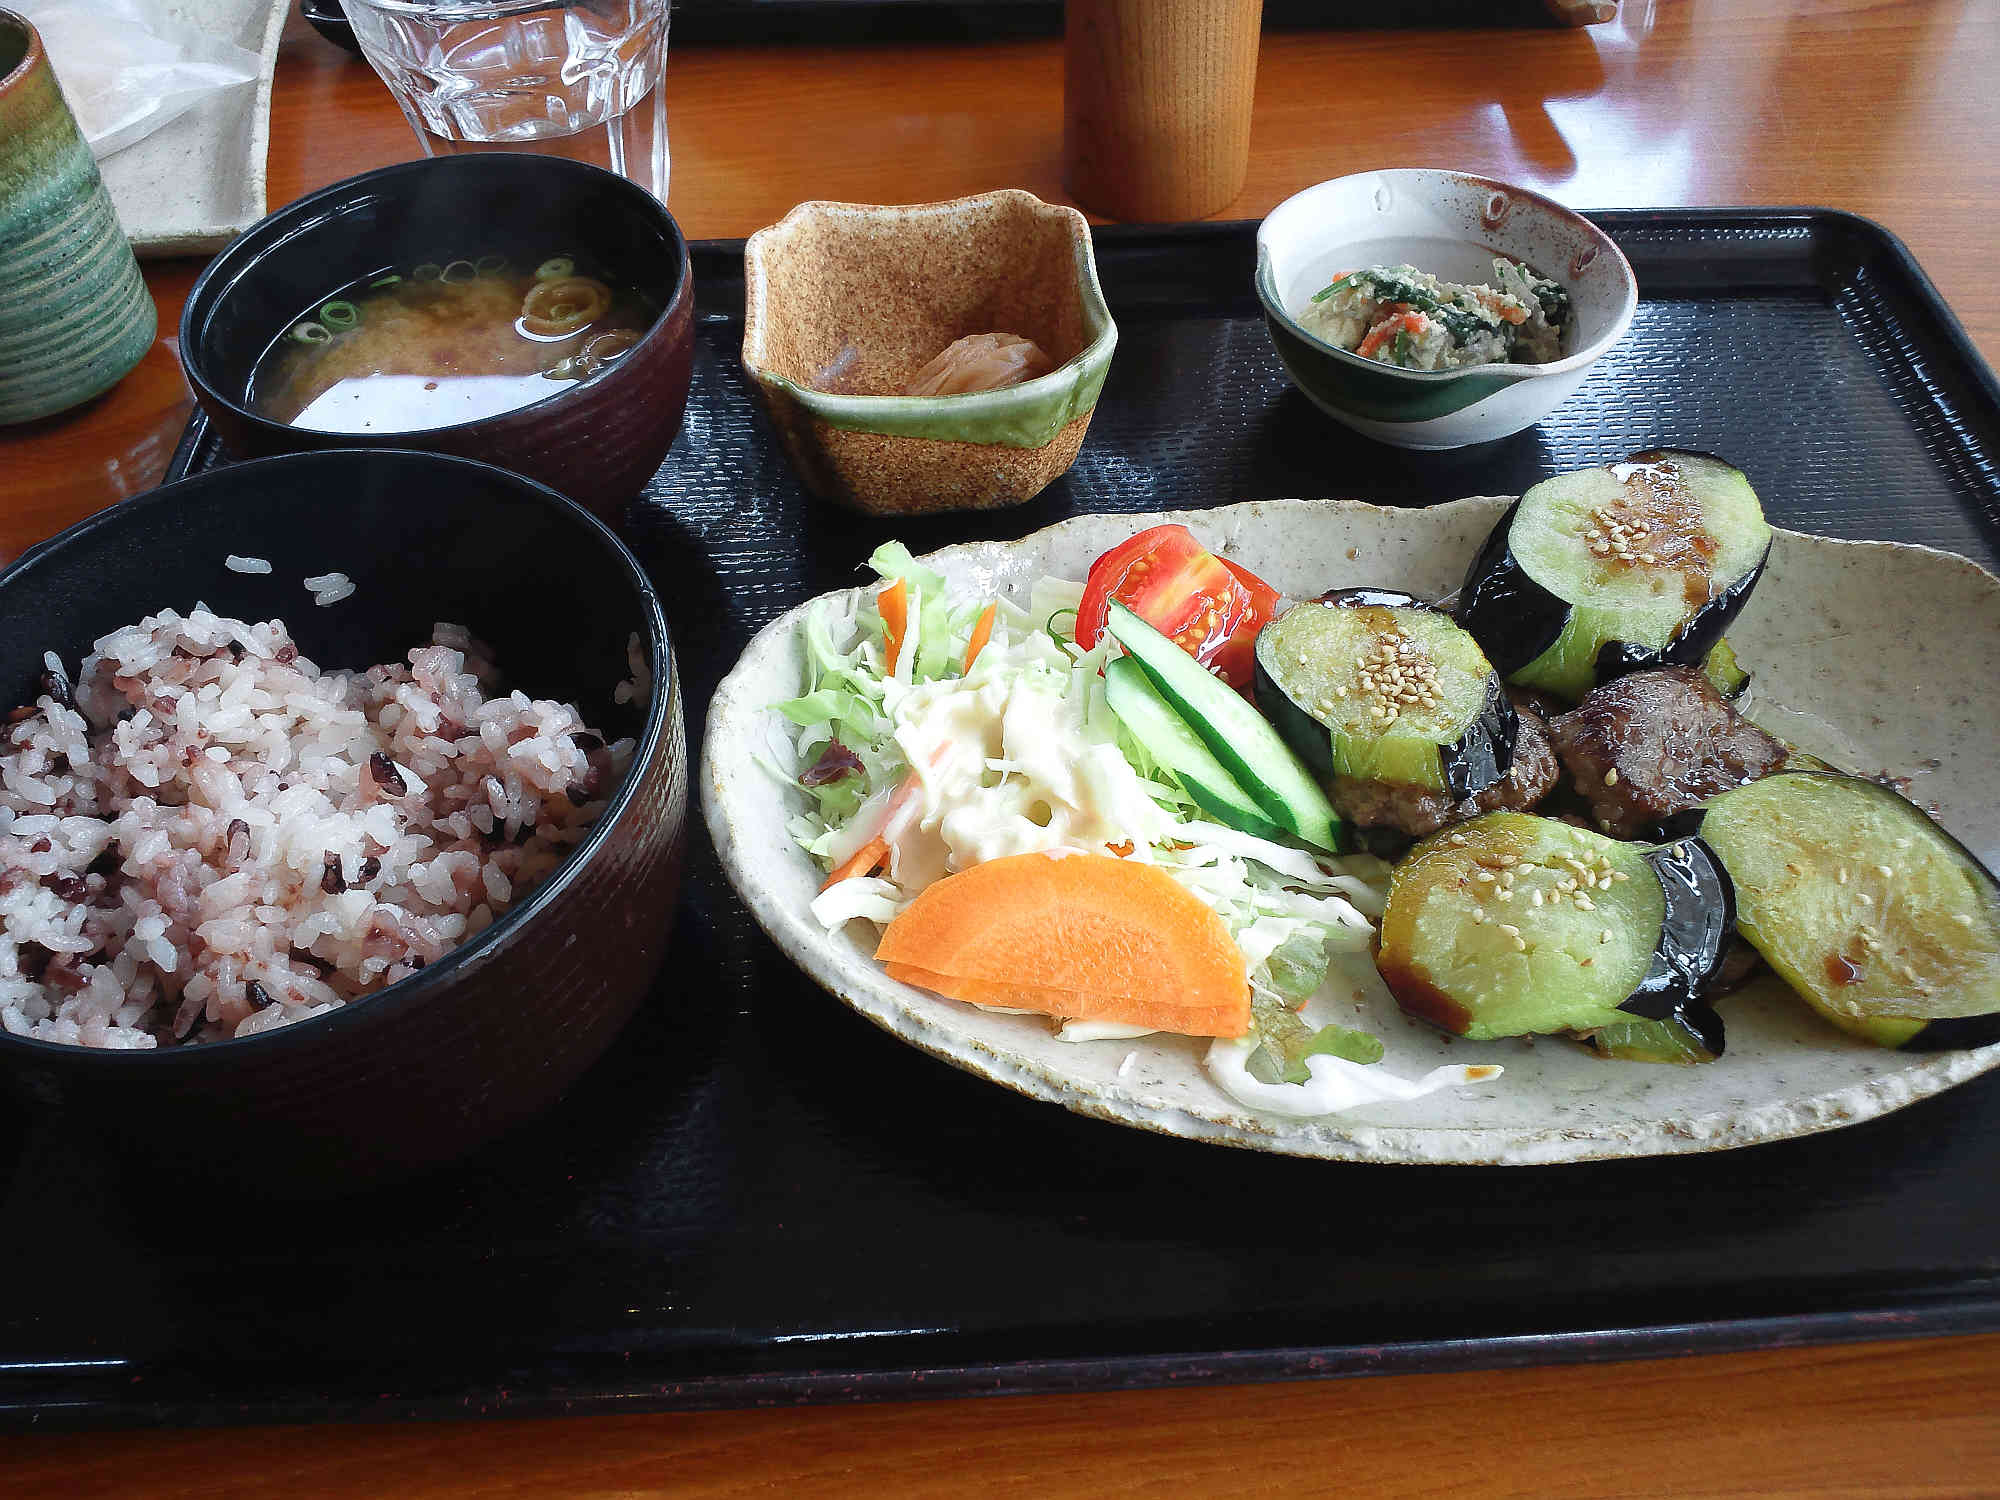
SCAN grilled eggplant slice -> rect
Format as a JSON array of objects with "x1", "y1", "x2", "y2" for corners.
[
  {"x1": 1254, "y1": 590, "x2": 1517, "y2": 797},
  {"x1": 1702, "y1": 638, "x2": 1749, "y2": 701},
  {"x1": 1374, "y1": 812, "x2": 1731, "y2": 1059},
  {"x1": 1455, "y1": 451, "x2": 1771, "y2": 702},
  {"x1": 1692, "y1": 772, "x2": 2000, "y2": 1050}
]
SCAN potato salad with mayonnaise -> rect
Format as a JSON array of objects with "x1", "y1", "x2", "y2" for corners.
[{"x1": 766, "y1": 539, "x2": 1501, "y2": 1118}]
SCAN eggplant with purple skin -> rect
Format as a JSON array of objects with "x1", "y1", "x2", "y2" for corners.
[
  {"x1": 1686, "y1": 772, "x2": 2000, "y2": 1051},
  {"x1": 1253, "y1": 589, "x2": 1518, "y2": 798},
  {"x1": 1454, "y1": 451, "x2": 1771, "y2": 702},
  {"x1": 1374, "y1": 812, "x2": 1733, "y2": 1062}
]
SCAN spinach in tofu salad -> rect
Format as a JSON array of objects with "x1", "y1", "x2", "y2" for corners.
[{"x1": 1299, "y1": 259, "x2": 1571, "y2": 370}]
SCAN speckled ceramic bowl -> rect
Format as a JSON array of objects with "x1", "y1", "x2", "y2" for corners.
[
  {"x1": 1255, "y1": 170, "x2": 1637, "y2": 450},
  {"x1": 741, "y1": 190, "x2": 1118, "y2": 515},
  {"x1": 703, "y1": 497, "x2": 2000, "y2": 1166}
]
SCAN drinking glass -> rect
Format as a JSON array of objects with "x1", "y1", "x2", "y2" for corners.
[{"x1": 343, "y1": 0, "x2": 671, "y2": 203}]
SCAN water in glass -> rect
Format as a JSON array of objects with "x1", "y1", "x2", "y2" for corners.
[{"x1": 345, "y1": 0, "x2": 670, "y2": 202}]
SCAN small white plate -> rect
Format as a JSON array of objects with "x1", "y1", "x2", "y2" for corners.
[
  {"x1": 702, "y1": 498, "x2": 2000, "y2": 1165},
  {"x1": 102, "y1": 0, "x2": 289, "y2": 258}
]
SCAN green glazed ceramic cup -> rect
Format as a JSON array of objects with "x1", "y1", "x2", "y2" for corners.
[{"x1": 0, "y1": 8, "x2": 155, "y2": 425}]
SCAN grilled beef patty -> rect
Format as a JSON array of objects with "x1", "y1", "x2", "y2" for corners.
[{"x1": 1549, "y1": 666, "x2": 1788, "y2": 838}]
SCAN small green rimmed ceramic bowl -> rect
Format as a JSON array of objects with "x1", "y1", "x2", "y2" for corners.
[
  {"x1": 1255, "y1": 169, "x2": 1637, "y2": 450},
  {"x1": 741, "y1": 190, "x2": 1118, "y2": 515}
]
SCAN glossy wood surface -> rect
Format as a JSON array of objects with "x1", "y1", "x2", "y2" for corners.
[{"x1": 3, "y1": 1, "x2": 1999, "y2": 1491}]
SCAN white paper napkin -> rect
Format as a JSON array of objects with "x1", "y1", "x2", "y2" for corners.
[{"x1": 22, "y1": 0, "x2": 261, "y2": 160}]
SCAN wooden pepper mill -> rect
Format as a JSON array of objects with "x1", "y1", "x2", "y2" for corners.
[{"x1": 1063, "y1": 0, "x2": 1265, "y2": 223}]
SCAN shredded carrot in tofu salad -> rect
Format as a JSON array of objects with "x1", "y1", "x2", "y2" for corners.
[{"x1": 764, "y1": 537, "x2": 1502, "y2": 1118}]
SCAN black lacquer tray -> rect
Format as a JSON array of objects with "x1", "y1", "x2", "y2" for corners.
[{"x1": 9, "y1": 210, "x2": 2000, "y2": 1431}]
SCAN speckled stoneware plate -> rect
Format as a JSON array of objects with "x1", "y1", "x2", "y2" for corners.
[
  {"x1": 100, "y1": 0, "x2": 287, "y2": 257},
  {"x1": 702, "y1": 498, "x2": 2000, "y2": 1165}
]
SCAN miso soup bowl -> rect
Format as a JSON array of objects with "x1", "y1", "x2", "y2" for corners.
[
  {"x1": 180, "y1": 156, "x2": 694, "y2": 522},
  {"x1": 0, "y1": 450, "x2": 688, "y2": 1194},
  {"x1": 1255, "y1": 169, "x2": 1637, "y2": 450},
  {"x1": 742, "y1": 190, "x2": 1118, "y2": 516}
]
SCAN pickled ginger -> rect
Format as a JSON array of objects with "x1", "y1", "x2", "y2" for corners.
[{"x1": 903, "y1": 333, "x2": 1053, "y2": 397}]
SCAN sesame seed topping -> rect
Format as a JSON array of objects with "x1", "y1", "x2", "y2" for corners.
[
  {"x1": 1858, "y1": 892, "x2": 1874, "y2": 905},
  {"x1": 1448, "y1": 833, "x2": 1468, "y2": 846},
  {"x1": 1953, "y1": 913, "x2": 1975, "y2": 926},
  {"x1": 1603, "y1": 768, "x2": 1620, "y2": 786},
  {"x1": 1874, "y1": 864, "x2": 1896, "y2": 880},
  {"x1": 1499, "y1": 924, "x2": 1520, "y2": 937},
  {"x1": 1495, "y1": 888, "x2": 1513, "y2": 902},
  {"x1": 1600, "y1": 929, "x2": 1614, "y2": 944},
  {"x1": 1531, "y1": 890, "x2": 1544, "y2": 907},
  {"x1": 1837, "y1": 867, "x2": 1849, "y2": 885},
  {"x1": 1474, "y1": 870, "x2": 1496, "y2": 883},
  {"x1": 1575, "y1": 894, "x2": 1596, "y2": 911},
  {"x1": 1512, "y1": 935, "x2": 1529, "y2": 952}
]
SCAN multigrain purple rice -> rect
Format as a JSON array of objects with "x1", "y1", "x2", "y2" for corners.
[{"x1": 0, "y1": 607, "x2": 633, "y2": 1049}]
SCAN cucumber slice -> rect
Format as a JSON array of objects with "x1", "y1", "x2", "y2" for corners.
[
  {"x1": 1375, "y1": 812, "x2": 1730, "y2": 1058},
  {"x1": 1105, "y1": 600, "x2": 1345, "y2": 853},
  {"x1": 1252, "y1": 591, "x2": 1516, "y2": 796},
  {"x1": 1695, "y1": 772, "x2": 2000, "y2": 1049},
  {"x1": 1104, "y1": 656, "x2": 1286, "y2": 843},
  {"x1": 1455, "y1": 451, "x2": 1771, "y2": 702}
]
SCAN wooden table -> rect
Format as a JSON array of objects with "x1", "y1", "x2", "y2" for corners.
[{"x1": 4, "y1": 0, "x2": 1999, "y2": 1491}]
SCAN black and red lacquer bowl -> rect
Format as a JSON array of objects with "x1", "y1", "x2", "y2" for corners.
[
  {"x1": 180, "y1": 155, "x2": 693, "y2": 521},
  {"x1": 0, "y1": 450, "x2": 687, "y2": 1192}
]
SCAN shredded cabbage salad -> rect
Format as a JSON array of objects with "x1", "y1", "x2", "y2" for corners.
[{"x1": 766, "y1": 542, "x2": 1498, "y2": 1117}]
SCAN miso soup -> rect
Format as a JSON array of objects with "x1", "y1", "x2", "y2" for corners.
[{"x1": 250, "y1": 254, "x2": 655, "y2": 433}]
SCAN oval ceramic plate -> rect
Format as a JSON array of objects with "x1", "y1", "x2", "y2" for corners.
[{"x1": 702, "y1": 498, "x2": 2000, "y2": 1165}]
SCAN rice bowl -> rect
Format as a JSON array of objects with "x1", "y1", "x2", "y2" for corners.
[
  {"x1": 0, "y1": 449, "x2": 687, "y2": 1191},
  {"x1": 2, "y1": 607, "x2": 634, "y2": 1049}
]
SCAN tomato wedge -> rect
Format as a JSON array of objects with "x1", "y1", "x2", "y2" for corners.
[{"x1": 1074, "y1": 525, "x2": 1281, "y2": 689}]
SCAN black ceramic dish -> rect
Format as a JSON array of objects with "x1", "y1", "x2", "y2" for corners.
[
  {"x1": 0, "y1": 450, "x2": 688, "y2": 1194},
  {"x1": 180, "y1": 156, "x2": 695, "y2": 522},
  {"x1": 298, "y1": 0, "x2": 358, "y2": 54}
]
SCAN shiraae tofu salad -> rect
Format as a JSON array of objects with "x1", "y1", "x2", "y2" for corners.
[
  {"x1": 761, "y1": 455, "x2": 2000, "y2": 1126},
  {"x1": 1298, "y1": 260, "x2": 1570, "y2": 370}
]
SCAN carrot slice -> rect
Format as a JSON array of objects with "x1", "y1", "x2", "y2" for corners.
[
  {"x1": 821, "y1": 835, "x2": 890, "y2": 890},
  {"x1": 879, "y1": 578, "x2": 909, "y2": 675},
  {"x1": 1356, "y1": 310, "x2": 1429, "y2": 360},
  {"x1": 963, "y1": 601, "x2": 998, "y2": 673},
  {"x1": 874, "y1": 852, "x2": 1249, "y2": 1037}
]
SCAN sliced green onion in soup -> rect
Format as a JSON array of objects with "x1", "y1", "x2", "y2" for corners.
[
  {"x1": 290, "y1": 322, "x2": 332, "y2": 344},
  {"x1": 441, "y1": 259, "x2": 478, "y2": 283},
  {"x1": 412, "y1": 262, "x2": 443, "y2": 281},
  {"x1": 370, "y1": 275, "x2": 402, "y2": 289},
  {"x1": 318, "y1": 300, "x2": 359, "y2": 330},
  {"x1": 474, "y1": 254, "x2": 509, "y2": 275},
  {"x1": 535, "y1": 255, "x2": 575, "y2": 281}
]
